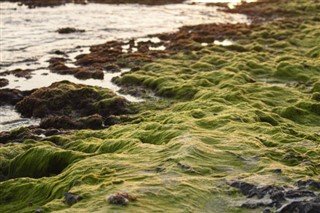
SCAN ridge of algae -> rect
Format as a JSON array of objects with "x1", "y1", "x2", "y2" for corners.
[{"x1": 1, "y1": 0, "x2": 320, "y2": 212}]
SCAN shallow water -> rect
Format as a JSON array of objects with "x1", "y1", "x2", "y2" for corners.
[
  {"x1": 0, "y1": 106, "x2": 40, "y2": 132},
  {"x1": 0, "y1": 2, "x2": 249, "y2": 70},
  {"x1": 0, "y1": 1, "x2": 249, "y2": 131}
]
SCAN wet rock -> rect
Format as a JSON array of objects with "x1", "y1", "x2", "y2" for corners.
[
  {"x1": 0, "y1": 78, "x2": 9, "y2": 87},
  {"x1": 74, "y1": 69, "x2": 104, "y2": 80},
  {"x1": 49, "y1": 61, "x2": 104, "y2": 80},
  {"x1": 0, "y1": 89, "x2": 28, "y2": 106},
  {"x1": 0, "y1": 127, "x2": 37, "y2": 144},
  {"x1": 297, "y1": 179, "x2": 320, "y2": 189},
  {"x1": 107, "y1": 192, "x2": 137, "y2": 206},
  {"x1": 40, "y1": 116, "x2": 80, "y2": 129},
  {"x1": 104, "y1": 64, "x2": 121, "y2": 73},
  {"x1": 53, "y1": 50, "x2": 66, "y2": 55},
  {"x1": 270, "y1": 191, "x2": 286, "y2": 202},
  {"x1": 47, "y1": 57, "x2": 67, "y2": 64},
  {"x1": 64, "y1": 192, "x2": 82, "y2": 206},
  {"x1": 277, "y1": 198, "x2": 320, "y2": 213},
  {"x1": 252, "y1": 186, "x2": 285, "y2": 199},
  {"x1": 48, "y1": 62, "x2": 75, "y2": 75},
  {"x1": 78, "y1": 114, "x2": 104, "y2": 129},
  {"x1": 230, "y1": 181, "x2": 320, "y2": 212},
  {"x1": 57, "y1": 27, "x2": 85, "y2": 34},
  {"x1": 230, "y1": 181, "x2": 256, "y2": 196},
  {"x1": 15, "y1": 81, "x2": 131, "y2": 119},
  {"x1": 285, "y1": 190, "x2": 316, "y2": 199},
  {"x1": 0, "y1": 69, "x2": 33, "y2": 79},
  {"x1": 241, "y1": 200, "x2": 273, "y2": 209},
  {"x1": 44, "y1": 128, "x2": 60, "y2": 136}
]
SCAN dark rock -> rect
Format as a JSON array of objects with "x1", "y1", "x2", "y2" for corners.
[
  {"x1": 107, "y1": 194, "x2": 128, "y2": 206},
  {"x1": 57, "y1": 27, "x2": 85, "y2": 34},
  {"x1": 40, "y1": 116, "x2": 80, "y2": 129},
  {"x1": 273, "y1": 169, "x2": 282, "y2": 174},
  {"x1": 177, "y1": 162, "x2": 191, "y2": 170},
  {"x1": 0, "y1": 88, "x2": 27, "y2": 106},
  {"x1": 64, "y1": 192, "x2": 82, "y2": 206},
  {"x1": 241, "y1": 200, "x2": 272, "y2": 209},
  {"x1": 78, "y1": 114, "x2": 104, "y2": 129},
  {"x1": 297, "y1": 179, "x2": 320, "y2": 189},
  {"x1": 104, "y1": 64, "x2": 121, "y2": 73},
  {"x1": 15, "y1": 81, "x2": 131, "y2": 119},
  {"x1": 0, "y1": 78, "x2": 9, "y2": 87},
  {"x1": 252, "y1": 186, "x2": 285, "y2": 199},
  {"x1": 0, "y1": 128, "x2": 37, "y2": 144},
  {"x1": 263, "y1": 208, "x2": 272, "y2": 213},
  {"x1": 278, "y1": 199, "x2": 320, "y2": 213},
  {"x1": 230, "y1": 181, "x2": 256, "y2": 196},
  {"x1": 53, "y1": 50, "x2": 66, "y2": 55},
  {"x1": 44, "y1": 128, "x2": 60, "y2": 136},
  {"x1": 270, "y1": 190, "x2": 286, "y2": 202},
  {"x1": 107, "y1": 192, "x2": 137, "y2": 206},
  {"x1": 285, "y1": 190, "x2": 316, "y2": 199},
  {"x1": 47, "y1": 57, "x2": 67, "y2": 64}
]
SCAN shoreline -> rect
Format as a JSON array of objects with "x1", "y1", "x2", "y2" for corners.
[
  {"x1": 1, "y1": 0, "x2": 320, "y2": 212},
  {"x1": 5, "y1": 0, "x2": 186, "y2": 7}
]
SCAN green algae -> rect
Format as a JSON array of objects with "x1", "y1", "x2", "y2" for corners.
[{"x1": 1, "y1": 0, "x2": 320, "y2": 212}]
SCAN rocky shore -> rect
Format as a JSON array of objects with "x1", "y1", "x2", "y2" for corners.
[
  {"x1": 0, "y1": 0, "x2": 320, "y2": 212},
  {"x1": 7, "y1": 0, "x2": 185, "y2": 7}
]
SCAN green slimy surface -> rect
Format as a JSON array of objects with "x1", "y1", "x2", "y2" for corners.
[{"x1": 1, "y1": 0, "x2": 319, "y2": 212}]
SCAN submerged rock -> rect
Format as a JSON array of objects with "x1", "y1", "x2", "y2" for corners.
[
  {"x1": 0, "y1": 78, "x2": 9, "y2": 87},
  {"x1": 57, "y1": 27, "x2": 85, "y2": 34}
]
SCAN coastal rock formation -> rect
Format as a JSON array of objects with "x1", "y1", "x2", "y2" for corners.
[{"x1": 14, "y1": 81, "x2": 133, "y2": 124}]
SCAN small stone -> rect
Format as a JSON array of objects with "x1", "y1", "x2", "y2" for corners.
[
  {"x1": 64, "y1": 192, "x2": 82, "y2": 206},
  {"x1": 107, "y1": 192, "x2": 137, "y2": 206},
  {"x1": 273, "y1": 169, "x2": 282, "y2": 174}
]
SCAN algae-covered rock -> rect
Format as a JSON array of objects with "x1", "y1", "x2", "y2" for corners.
[{"x1": 15, "y1": 81, "x2": 133, "y2": 120}]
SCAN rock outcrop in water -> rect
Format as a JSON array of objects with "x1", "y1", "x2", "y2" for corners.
[
  {"x1": 13, "y1": 81, "x2": 135, "y2": 127},
  {"x1": 0, "y1": 0, "x2": 320, "y2": 212}
]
